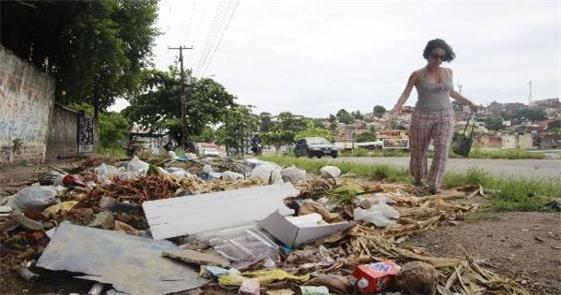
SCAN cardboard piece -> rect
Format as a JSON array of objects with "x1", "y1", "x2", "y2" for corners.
[
  {"x1": 37, "y1": 222, "x2": 205, "y2": 295},
  {"x1": 259, "y1": 211, "x2": 354, "y2": 247},
  {"x1": 143, "y1": 183, "x2": 297, "y2": 240}
]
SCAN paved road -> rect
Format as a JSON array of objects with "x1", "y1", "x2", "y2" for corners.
[{"x1": 331, "y1": 157, "x2": 561, "y2": 179}]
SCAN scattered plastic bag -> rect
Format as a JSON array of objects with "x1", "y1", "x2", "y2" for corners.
[
  {"x1": 251, "y1": 164, "x2": 283, "y2": 184},
  {"x1": 13, "y1": 185, "x2": 58, "y2": 211},
  {"x1": 222, "y1": 171, "x2": 244, "y2": 181},
  {"x1": 354, "y1": 193, "x2": 393, "y2": 209},
  {"x1": 95, "y1": 163, "x2": 123, "y2": 184},
  {"x1": 320, "y1": 166, "x2": 341, "y2": 178},
  {"x1": 353, "y1": 203, "x2": 399, "y2": 228},
  {"x1": 127, "y1": 156, "x2": 150, "y2": 177},
  {"x1": 280, "y1": 166, "x2": 307, "y2": 182},
  {"x1": 168, "y1": 151, "x2": 178, "y2": 160},
  {"x1": 212, "y1": 229, "x2": 280, "y2": 270}
]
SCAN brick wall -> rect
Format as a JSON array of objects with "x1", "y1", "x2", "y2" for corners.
[{"x1": 0, "y1": 44, "x2": 55, "y2": 164}]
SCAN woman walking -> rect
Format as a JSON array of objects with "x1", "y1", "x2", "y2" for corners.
[{"x1": 392, "y1": 39, "x2": 477, "y2": 193}]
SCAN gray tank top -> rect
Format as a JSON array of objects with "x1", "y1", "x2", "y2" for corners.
[{"x1": 414, "y1": 68, "x2": 453, "y2": 111}]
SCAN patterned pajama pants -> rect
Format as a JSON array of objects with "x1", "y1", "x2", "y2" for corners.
[{"x1": 409, "y1": 108, "x2": 455, "y2": 189}]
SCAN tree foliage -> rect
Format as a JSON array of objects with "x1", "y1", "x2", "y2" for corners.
[
  {"x1": 485, "y1": 116, "x2": 504, "y2": 131},
  {"x1": 122, "y1": 69, "x2": 237, "y2": 143},
  {"x1": 295, "y1": 127, "x2": 333, "y2": 142},
  {"x1": 373, "y1": 105, "x2": 386, "y2": 118},
  {"x1": 215, "y1": 105, "x2": 259, "y2": 155},
  {"x1": 1, "y1": 0, "x2": 159, "y2": 116},
  {"x1": 336, "y1": 109, "x2": 354, "y2": 124},
  {"x1": 99, "y1": 112, "x2": 130, "y2": 148},
  {"x1": 69, "y1": 102, "x2": 130, "y2": 148},
  {"x1": 351, "y1": 110, "x2": 364, "y2": 120},
  {"x1": 259, "y1": 112, "x2": 274, "y2": 133}
]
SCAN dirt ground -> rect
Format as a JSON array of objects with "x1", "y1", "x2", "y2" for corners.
[{"x1": 405, "y1": 211, "x2": 561, "y2": 295}]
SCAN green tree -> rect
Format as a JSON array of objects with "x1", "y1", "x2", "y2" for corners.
[
  {"x1": 99, "y1": 112, "x2": 130, "y2": 148},
  {"x1": 259, "y1": 112, "x2": 274, "y2": 132},
  {"x1": 294, "y1": 127, "x2": 333, "y2": 141},
  {"x1": 373, "y1": 105, "x2": 386, "y2": 118},
  {"x1": 215, "y1": 105, "x2": 259, "y2": 155},
  {"x1": 197, "y1": 126, "x2": 216, "y2": 142},
  {"x1": 1, "y1": 1, "x2": 160, "y2": 118},
  {"x1": 328, "y1": 114, "x2": 337, "y2": 122},
  {"x1": 516, "y1": 108, "x2": 547, "y2": 121},
  {"x1": 69, "y1": 102, "x2": 129, "y2": 148},
  {"x1": 351, "y1": 110, "x2": 364, "y2": 120},
  {"x1": 122, "y1": 69, "x2": 237, "y2": 143},
  {"x1": 336, "y1": 109, "x2": 353, "y2": 124},
  {"x1": 356, "y1": 132, "x2": 376, "y2": 142},
  {"x1": 485, "y1": 116, "x2": 504, "y2": 131}
]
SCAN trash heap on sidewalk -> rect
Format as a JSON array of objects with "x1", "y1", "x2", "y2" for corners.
[{"x1": 0, "y1": 155, "x2": 530, "y2": 294}]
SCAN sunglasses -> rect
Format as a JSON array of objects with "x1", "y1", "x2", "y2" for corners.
[{"x1": 430, "y1": 53, "x2": 446, "y2": 60}]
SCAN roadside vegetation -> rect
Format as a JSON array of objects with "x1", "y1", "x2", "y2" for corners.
[
  {"x1": 340, "y1": 147, "x2": 545, "y2": 159},
  {"x1": 261, "y1": 155, "x2": 560, "y2": 211}
]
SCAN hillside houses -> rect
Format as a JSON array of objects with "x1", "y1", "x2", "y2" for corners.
[{"x1": 331, "y1": 97, "x2": 560, "y2": 150}]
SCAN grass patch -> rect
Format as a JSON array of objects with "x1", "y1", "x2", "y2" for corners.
[
  {"x1": 261, "y1": 155, "x2": 410, "y2": 183},
  {"x1": 99, "y1": 147, "x2": 127, "y2": 158},
  {"x1": 340, "y1": 147, "x2": 545, "y2": 159},
  {"x1": 465, "y1": 148, "x2": 545, "y2": 160},
  {"x1": 263, "y1": 155, "x2": 561, "y2": 212}
]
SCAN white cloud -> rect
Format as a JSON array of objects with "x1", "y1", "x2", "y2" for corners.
[{"x1": 146, "y1": 0, "x2": 560, "y2": 117}]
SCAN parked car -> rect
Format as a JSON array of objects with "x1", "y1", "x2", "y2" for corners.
[
  {"x1": 294, "y1": 137, "x2": 338, "y2": 158},
  {"x1": 200, "y1": 147, "x2": 220, "y2": 157}
]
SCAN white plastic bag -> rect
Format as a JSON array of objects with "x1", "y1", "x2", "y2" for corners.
[
  {"x1": 353, "y1": 203, "x2": 399, "y2": 228},
  {"x1": 320, "y1": 166, "x2": 341, "y2": 178},
  {"x1": 13, "y1": 185, "x2": 58, "y2": 211},
  {"x1": 250, "y1": 164, "x2": 283, "y2": 184},
  {"x1": 95, "y1": 163, "x2": 123, "y2": 184},
  {"x1": 127, "y1": 156, "x2": 150, "y2": 177},
  {"x1": 221, "y1": 171, "x2": 244, "y2": 181}
]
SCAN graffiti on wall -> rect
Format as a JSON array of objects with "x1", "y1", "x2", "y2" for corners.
[{"x1": 78, "y1": 116, "x2": 94, "y2": 153}]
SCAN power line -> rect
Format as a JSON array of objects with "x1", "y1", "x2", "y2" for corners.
[
  {"x1": 200, "y1": 0, "x2": 240, "y2": 76},
  {"x1": 195, "y1": 0, "x2": 230, "y2": 76}
]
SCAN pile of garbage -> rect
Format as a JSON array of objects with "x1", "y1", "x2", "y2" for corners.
[{"x1": 0, "y1": 156, "x2": 530, "y2": 295}]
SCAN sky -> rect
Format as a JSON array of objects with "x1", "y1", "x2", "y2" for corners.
[{"x1": 110, "y1": 0, "x2": 561, "y2": 118}]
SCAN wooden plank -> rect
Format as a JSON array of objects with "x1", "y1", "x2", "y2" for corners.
[{"x1": 143, "y1": 183, "x2": 298, "y2": 240}]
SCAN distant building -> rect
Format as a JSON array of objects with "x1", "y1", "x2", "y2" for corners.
[
  {"x1": 531, "y1": 98, "x2": 561, "y2": 109},
  {"x1": 540, "y1": 134, "x2": 561, "y2": 149},
  {"x1": 517, "y1": 134, "x2": 533, "y2": 149}
]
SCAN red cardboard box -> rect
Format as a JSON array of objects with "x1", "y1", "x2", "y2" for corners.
[{"x1": 352, "y1": 260, "x2": 400, "y2": 294}]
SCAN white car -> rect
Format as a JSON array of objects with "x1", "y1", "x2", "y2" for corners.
[{"x1": 201, "y1": 147, "x2": 220, "y2": 157}]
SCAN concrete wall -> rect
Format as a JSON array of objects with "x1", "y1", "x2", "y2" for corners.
[
  {"x1": 0, "y1": 45, "x2": 55, "y2": 164},
  {"x1": 517, "y1": 134, "x2": 533, "y2": 149},
  {"x1": 46, "y1": 105, "x2": 79, "y2": 160},
  {"x1": 501, "y1": 135, "x2": 516, "y2": 149}
]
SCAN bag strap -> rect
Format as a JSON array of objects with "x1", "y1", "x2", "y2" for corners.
[
  {"x1": 462, "y1": 113, "x2": 473, "y2": 135},
  {"x1": 467, "y1": 113, "x2": 477, "y2": 137}
]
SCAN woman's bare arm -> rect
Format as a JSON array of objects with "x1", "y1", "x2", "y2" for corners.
[{"x1": 392, "y1": 72, "x2": 417, "y2": 113}]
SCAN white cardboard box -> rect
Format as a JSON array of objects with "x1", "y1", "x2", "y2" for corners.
[{"x1": 259, "y1": 210, "x2": 354, "y2": 247}]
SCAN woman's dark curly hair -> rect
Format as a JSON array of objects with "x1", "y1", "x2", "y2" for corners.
[{"x1": 423, "y1": 39, "x2": 455, "y2": 62}]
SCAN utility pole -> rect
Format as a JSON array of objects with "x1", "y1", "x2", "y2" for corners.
[
  {"x1": 528, "y1": 81, "x2": 533, "y2": 105},
  {"x1": 168, "y1": 45, "x2": 193, "y2": 150}
]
